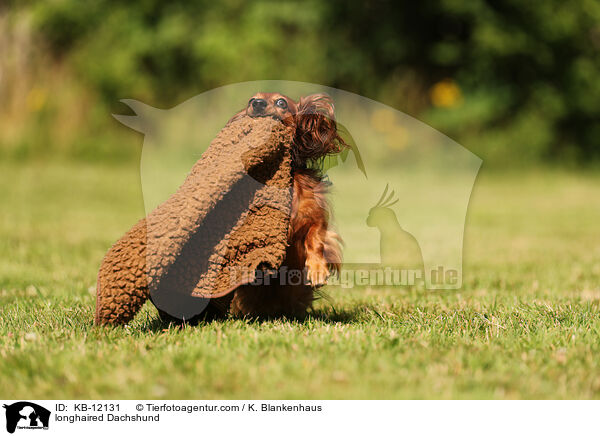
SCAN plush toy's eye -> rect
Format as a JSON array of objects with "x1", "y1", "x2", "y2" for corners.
[{"x1": 275, "y1": 98, "x2": 288, "y2": 109}]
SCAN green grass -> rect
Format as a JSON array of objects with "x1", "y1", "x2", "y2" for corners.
[{"x1": 1, "y1": 160, "x2": 600, "y2": 399}]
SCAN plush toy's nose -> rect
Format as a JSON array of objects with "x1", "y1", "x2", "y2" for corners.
[{"x1": 252, "y1": 98, "x2": 267, "y2": 113}]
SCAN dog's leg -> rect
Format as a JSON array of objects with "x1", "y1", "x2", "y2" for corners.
[
  {"x1": 304, "y1": 225, "x2": 330, "y2": 285},
  {"x1": 290, "y1": 170, "x2": 341, "y2": 286}
]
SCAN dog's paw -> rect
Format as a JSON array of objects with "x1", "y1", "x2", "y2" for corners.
[{"x1": 306, "y1": 260, "x2": 330, "y2": 286}]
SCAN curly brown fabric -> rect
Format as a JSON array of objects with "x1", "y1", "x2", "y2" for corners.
[{"x1": 95, "y1": 116, "x2": 294, "y2": 325}]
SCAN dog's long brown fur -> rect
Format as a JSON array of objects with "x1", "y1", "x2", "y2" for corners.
[{"x1": 227, "y1": 92, "x2": 346, "y2": 318}]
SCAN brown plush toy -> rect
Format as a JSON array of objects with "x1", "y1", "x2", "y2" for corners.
[{"x1": 94, "y1": 116, "x2": 295, "y2": 325}]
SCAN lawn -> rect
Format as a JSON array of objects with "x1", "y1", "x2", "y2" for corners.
[{"x1": 1, "y1": 160, "x2": 600, "y2": 399}]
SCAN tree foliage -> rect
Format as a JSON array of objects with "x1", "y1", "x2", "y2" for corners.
[{"x1": 5, "y1": 0, "x2": 600, "y2": 163}]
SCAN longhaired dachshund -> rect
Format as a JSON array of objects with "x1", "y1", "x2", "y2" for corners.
[{"x1": 223, "y1": 92, "x2": 347, "y2": 318}]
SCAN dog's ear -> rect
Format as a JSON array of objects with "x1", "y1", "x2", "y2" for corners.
[
  {"x1": 298, "y1": 93, "x2": 336, "y2": 120},
  {"x1": 294, "y1": 93, "x2": 347, "y2": 165}
]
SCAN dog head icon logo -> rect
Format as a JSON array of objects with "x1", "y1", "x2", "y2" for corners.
[{"x1": 3, "y1": 402, "x2": 50, "y2": 433}]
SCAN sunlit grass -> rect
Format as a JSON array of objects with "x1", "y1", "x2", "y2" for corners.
[{"x1": 1, "y1": 161, "x2": 599, "y2": 399}]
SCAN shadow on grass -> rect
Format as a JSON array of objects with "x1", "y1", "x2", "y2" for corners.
[{"x1": 134, "y1": 304, "x2": 364, "y2": 332}]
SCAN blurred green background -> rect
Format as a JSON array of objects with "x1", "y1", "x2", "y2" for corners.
[{"x1": 1, "y1": 0, "x2": 599, "y2": 166}]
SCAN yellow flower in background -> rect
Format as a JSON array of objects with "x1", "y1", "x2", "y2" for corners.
[
  {"x1": 27, "y1": 87, "x2": 47, "y2": 112},
  {"x1": 386, "y1": 126, "x2": 409, "y2": 150},
  {"x1": 370, "y1": 108, "x2": 397, "y2": 133},
  {"x1": 430, "y1": 79, "x2": 462, "y2": 108}
]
